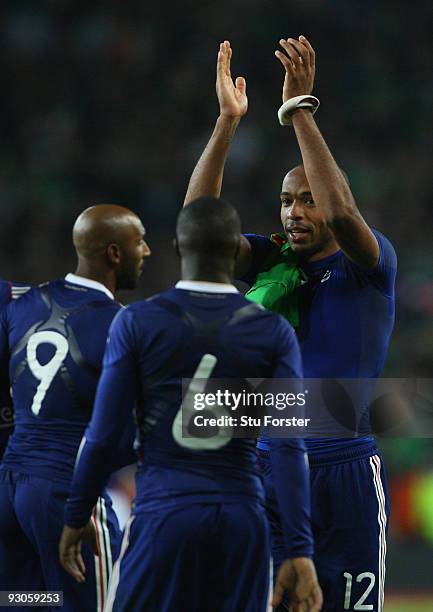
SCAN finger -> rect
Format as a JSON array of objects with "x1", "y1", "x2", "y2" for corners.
[
  {"x1": 226, "y1": 42, "x2": 233, "y2": 77},
  {"x1": 299, "y1": 35, "x2": 315, "y2": 66},
  {"x1": 76, "y1": 545, "x2": 86, "y2": 576},
  {"x1": 62, "y1": 551, "x2": 85, "y2": 583},
  {"x1": 313, "y1": 585, "x2": 323, "y2": 611},
  {"x1": 271, "y1": 580, "x2": 284, "y2": 607},
  {"x1": 235, "y1": 76, "x2": 246, "y2": 96},
  {"x1": 279, "y1": 39, "x2": 300, "y2": 66},
  {"x1": 217, "y1": 43, "x2": 226, "y2": 74},
  {"x1": 217, "y1": 44, "x2": 231, "y2": 83},
  {"x1": 287, "y1": 37, "x2": 309, "y2": 66},
  {"x1": 71, "y1": 564, "x2": 85, "y2": 583},
  {"x1": 275, "y1": 49, "x2": 296, "y2": 75}
]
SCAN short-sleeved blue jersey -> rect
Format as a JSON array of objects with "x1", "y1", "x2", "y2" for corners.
[
  {"x1": 0, "y1": 275, "x2": 121, "y2": 483},
  {"x1": 244, "y1": 230, "x2": 397, "y2": 456},
  {"x1": 65, "y1": 282, "x2": 313, "y2": 557}
]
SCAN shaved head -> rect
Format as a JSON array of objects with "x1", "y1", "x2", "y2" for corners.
[
  {"x1": 176, "y1": 197, "x2": 241, "y2": 283},
  {"x1": 73, "y1": 204, "x2": 143, "y2": 259},
  {"x1": 283, "y1": 164, "x2": 350, "y2": 188},
  {"x1": 177, "y1": 197, "x2": 240, "y2": 257},
  {"x1": 72, "y1": 203, "x2": 150, "y2": 291}
]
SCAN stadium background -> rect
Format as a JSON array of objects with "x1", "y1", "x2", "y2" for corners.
[{"x1": 0, "y1": 1, "x2": 431, "y2": 609}]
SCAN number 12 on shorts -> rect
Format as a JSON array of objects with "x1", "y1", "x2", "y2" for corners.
[{"x1": 343, "y1": 572, "x2": 376, "y2": 610}]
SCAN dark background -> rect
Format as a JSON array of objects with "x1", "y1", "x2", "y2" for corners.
[{"x1": 0, "y1": 0, "x2": 432, "y2": 601}]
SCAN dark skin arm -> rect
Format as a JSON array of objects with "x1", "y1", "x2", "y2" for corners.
[
  {"x1": 184, "y1": 41, "x2": 252, "y2": 278},
  {"x1": 277, "y1": 36, "x2": 380, "y2": 269}
]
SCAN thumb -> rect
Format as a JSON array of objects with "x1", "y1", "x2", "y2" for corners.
[
  {"x1": 235, "y1": 76, "x2": 247, "y2": 96},
  {"x1": 271, "y1": 579, "x2": 284, "y2": 608}
]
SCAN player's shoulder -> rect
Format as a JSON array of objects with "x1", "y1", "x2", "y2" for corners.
[
  {"x1": 8, "y1": 279, "x2": 120, "y2": 316},
  {"x1": 113, "y1": 289, "x2": 182, "y2": 329},
  {"x1": 371, "y1": 228, "x2": 397, "y2": 264},
  {"x1": 7, "y1": 280, "x2": 62, "y2": 308},
  {"x1": 0, "y1": 280, "x2": 32, "y2": 310},
  {"x1": 235, "y1": 293, "x2": 297, "y2": 341},
  {"x1": 338, "y1": 227, "x2": 397, "y2": 297},
  {"x1": 243, "y1": 233, "x2": 275, "y2": 252},
  {"x1": 108, "y1": 291, "x2": 185, "y2": 349},
  {"x1": 272, "y1": 312, "x2": 298, "y2": 342}
]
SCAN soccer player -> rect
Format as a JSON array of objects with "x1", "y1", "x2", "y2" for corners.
[
  {"x1": 0, "y1": 204, "x2": 150, "y2": 611},
  {"x1": 184, "y1": 39, "x2": 397, "y2": 611},
  {"x1": 59, "y1": 197, "x2": 322, "y2": 612}
]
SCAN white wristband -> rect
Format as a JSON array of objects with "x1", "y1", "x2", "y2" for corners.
[{"x1": 278, "y1": 95, "x2": 320, "y2": 126}]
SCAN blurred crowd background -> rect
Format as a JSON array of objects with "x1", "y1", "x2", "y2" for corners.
[{"x1": 0, "y1": 0, "x2": 431, "y2": 604}]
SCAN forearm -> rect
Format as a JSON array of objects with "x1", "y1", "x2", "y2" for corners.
[
  {"x1": 292, "y1": 110, "x2": 357, "y2": 222},
  {"x1": 292, "y1": 109, "x2": 379, "y2": 266},
  {"x1": 268, "y1": 438, "x2": 314, "y2": 558},
  {"x1": 184, "y1": 115, "x2": 240, "y2": 205},
  {"x1": 65, "y1": 357, "x2": 138, "y2": 528},
  {"x1": 65, "y1": 440, "x2": 114, "y2": 528}
]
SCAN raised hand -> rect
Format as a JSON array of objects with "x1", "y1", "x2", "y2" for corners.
[
  {"x1": 275, "y1": 36, "x2": 316, "y2": 102},
  {"x1": 216, "y1": 40, "x2": 248, "y2": 119}
]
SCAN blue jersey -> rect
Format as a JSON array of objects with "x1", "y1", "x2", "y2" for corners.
[
  {"x1": 0, "y1": 281, "x2": 31, "y2": 458},
  {"x1": 0, "y1": 275, "x2": 121, "y2": 483},
  {"x1": 65, "y1": 282, "x2": 313, "y2": 557},
  {"x1": 244, "y1": 230, "x2": 397, "y2": 458}
]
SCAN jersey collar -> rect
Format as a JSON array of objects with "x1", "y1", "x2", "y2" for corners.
[
  {"x1": 65, "y1": 273, "x2": 114, "y2": 300},
  {"x1": 175, "y1": 280, "x2": 238, "y2": 293}
]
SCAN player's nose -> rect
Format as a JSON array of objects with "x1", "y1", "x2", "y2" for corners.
[
  {"x1": 142, "y1": 241, "x2": 151, "y2": 257},
  {"x1": 287, "y1": 199, "x2": 304, "y2": 220}
]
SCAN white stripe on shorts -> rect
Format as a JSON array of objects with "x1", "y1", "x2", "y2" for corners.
[
  {"x1": 369, "y1": 455, "x2": 387, "y2": 612},
  {"x1": 105, "y1": 515, "x2": 135, "y2": 612}
]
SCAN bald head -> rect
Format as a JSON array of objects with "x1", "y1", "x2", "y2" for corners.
[
  {"x1": 73, "y1": 204, "x2": 150, "y2": 291},
  {"x1": 283, "y1": 164, "x2": 350, "y2": 188},
  {"x1": 73, "y1": 204, "x2": 143, "y2": 258}
]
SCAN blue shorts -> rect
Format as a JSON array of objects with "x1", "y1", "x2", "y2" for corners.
[
  {"x1": 106, "y1": 500, "x2": 270, "y2": 612},
  {"x1": 0, "y1": 470, "x2": 121, "y2": 612},
  {"x1": 259, "y1": 446, "x2": 389, "y2": 612}
]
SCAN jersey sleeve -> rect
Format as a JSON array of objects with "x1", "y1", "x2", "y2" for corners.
[
  {"x1": 351, "y1": 229, "x2": 397, "y2": 296},
  {"x1": 272, "y1": 316, "x2": 303, "y2": 379},
  {"x1": 240, "y1": 234, "x2": 274, "y2": 286},
  {"x1": 267, "y1": 316, "x2": 313, "y2": 558},
  {"x1": 64, "y1": 307, "x2": 139, "y2": 528}
]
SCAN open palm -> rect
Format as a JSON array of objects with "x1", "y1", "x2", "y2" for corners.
[{"x1": 216, "y1": 41, "x2": 248, "y2": 118}]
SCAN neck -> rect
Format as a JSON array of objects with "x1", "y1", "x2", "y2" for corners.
[
  {"x1": 181, "y1": 258, "x2": 234, "y2": 285},
  {"x1": 304, "y1": 240, "x2": 340, "y2": 263},
  {"x1": 74, "y1": 262, "x2": 116, "y2": 296}
]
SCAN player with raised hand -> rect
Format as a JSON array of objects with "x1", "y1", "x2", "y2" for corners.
[
  {"x1": 186, "y1": 41, "x2": 322, "y2": 611},
  {"x1": 0, "y1": 204, "x2": 150, "y2": 611},
  {"x1": 184, "y1": 38, "x2": 396, "y2": 611},
  {"x1": 59, "y1": 196, "x2": 322, "y2": 612}
]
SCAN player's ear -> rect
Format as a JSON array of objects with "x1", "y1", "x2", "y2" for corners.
[
  {"x1": 106, "y1": 243, "x2": 121, "y2": 265},
  {"x1": 173, "y1": 237, "x2": 180, "y2": 258}
]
